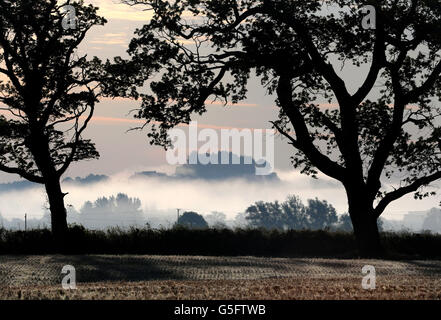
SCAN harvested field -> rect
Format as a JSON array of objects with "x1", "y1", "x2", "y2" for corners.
[
  {"x1": 2, "y1": 277, "x2": 440, "y2": 300},
  {"x1": 0, "y1": 255, "x2": 440, "y2": 299}
]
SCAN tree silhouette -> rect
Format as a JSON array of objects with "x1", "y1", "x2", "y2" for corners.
[
  {"x1": 79, "y1": 193, "x2": 144, "y2": 229},
  {"x1": 336, "y1": 214, "x2": 355, "y2": 232},
  {"x1": 176, "y1": 211, "x2": 209, "y2": 229},
  {"x1": 306, "y1": 198, "x2": 338, "y2": 231},
  {"x1": 119, "y1": 0, "x2": 441, "y2": 256},
  {"x1": 0, "y1": 0, "x2": 107, "y2": 239},
  {"x1": 245, "y1": 196, "x2": 337, "y2": 230},
  {"x1": 205, "y1": 211, "x2": 228, "y2": 228},
  {"x1": 335, "y1": 212, "x2": 384, "y2": 232},
  {"x1": 422, "y1": 208, "x2": 441, "y2": 234}
]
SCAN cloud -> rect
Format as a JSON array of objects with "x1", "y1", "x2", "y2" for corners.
[
  {"x1": 205, "y1": 100, "x2": 259, "y2": 108},
  {"x1": 87, "y1": 0, "x2": 153, "y2": 22},
  {"x1": 87, "y1": 116, "x2": 276, "y2": 133},
  {"x1": 90, "y1": 39, "x2": 127, "y2": 46},
  {"x1": 89, "y1": 31, "x2": 129, "y2": 47},
  {"x1": 104, "y1": 33, "x2": 128, "y2": 37}
]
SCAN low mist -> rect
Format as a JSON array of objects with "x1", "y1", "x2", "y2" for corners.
[{"x1": 0, "y1": 169, "x2": 439, "y2": 232}]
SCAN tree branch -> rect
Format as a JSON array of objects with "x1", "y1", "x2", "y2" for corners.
[
  {"x1": 366, "y1": 66, "x2": 407, "y2": 199},
  {"x1": 404, "y1": 60, "x2": 441, "y2": 103},
  {"x1": 0, "y1": 163, "x2": 44, "y2": 184},
  {"x1": 352, "y1": 5, "x2": 386, "y2": 105},
  {"x1": 56, "y1": 101, "x2": 95, "y2": 177},
  {"x1": 373, "y1": 171, "x2": 441, "y2": 218},
  {"x1": 276, "y1": 75, "x2": 346, "y2": 182}
]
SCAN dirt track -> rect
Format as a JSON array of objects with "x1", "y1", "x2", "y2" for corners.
[{"x1": 0, "y1": 255, "x2": 440, "y2": 299}]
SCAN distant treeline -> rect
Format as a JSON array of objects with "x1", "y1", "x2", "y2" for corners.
[
  {"x1": 2, "y1": 193, "x2": 441, "y2": 234},
  {"x1": 0, "y1": 226, "x2": 440, "y2": 259},
  {"x1": 0, "y1": 194, "x2": 359, "y2": 232}
]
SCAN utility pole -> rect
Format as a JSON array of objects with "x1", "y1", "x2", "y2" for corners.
[
  {"x1": 177, "y1": 208, "x2": 181, "y2": 224},
  {"x1": 24, "y1": 213, "x2": 27, "y2": 232}
]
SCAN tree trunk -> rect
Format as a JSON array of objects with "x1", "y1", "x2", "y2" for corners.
[
  {"x1": 345, "y1": 184, "x2": 384, "y2": 257},
  {"x1": 44, "y1": 175, "x2": 68, "y2": 239},
  {"x1": 349, "y1": 207, "x2": 383, "y2": 257},
  {"x1": 28, "y1": 133, "x2": 69, "y2": 240}
]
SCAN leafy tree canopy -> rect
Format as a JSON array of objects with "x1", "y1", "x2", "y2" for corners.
[
  {"x1": 245, "y1": 195, "x2": 338, "y2": 230},
  {"x1": 0, "y1": 0, "x2": 108, "y2": 183},
  {"x1": 177, "y1": 211, "x2": 209, "y2": 229},
  {"x1": 117, "y1": 0, "x2": 441, "y2": 217}
]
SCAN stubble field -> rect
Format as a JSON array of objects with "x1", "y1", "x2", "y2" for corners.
[{"x1": 0, "y1": 255, "x2": 440, "y2": 300}]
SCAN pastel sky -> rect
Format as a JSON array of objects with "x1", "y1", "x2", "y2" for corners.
[{"x1": 0, "y1": 1, "x2": 439, "y2": 222}]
